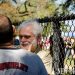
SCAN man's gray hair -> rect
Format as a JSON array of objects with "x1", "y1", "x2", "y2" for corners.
[{"x1": 18, "y1": 19, "x2": 43, "y2": 36}]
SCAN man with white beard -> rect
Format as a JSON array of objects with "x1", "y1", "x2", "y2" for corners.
[
  {"x1": 18, "y1": 19, "x2": 43, "y2": 53},
  {"x1": 18, "y1": 19, "x2": 54, "y2": 75}
]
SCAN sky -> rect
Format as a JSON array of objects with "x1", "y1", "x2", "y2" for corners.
[
  {"x1": 55, "y1": 0, "x2": 66, "y2": 5},
  {"x1": 55, "y1": 0, "x2": 75, "y2": 14}
]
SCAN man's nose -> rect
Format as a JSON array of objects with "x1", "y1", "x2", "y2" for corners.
[{"x1": 21, "y1": 36, "x2": 27, "y2": 41}]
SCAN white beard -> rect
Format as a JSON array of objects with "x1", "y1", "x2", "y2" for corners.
[
  {"x1": 20, "y1": 39, "x2": 37, "y2": 52},
  {"x1": 31, "y1": 39, "x2": 37, "y2": 48}
]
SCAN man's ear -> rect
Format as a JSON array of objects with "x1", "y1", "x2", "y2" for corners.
[{"x1": 12, "y1": 25, "x2": 16, "y2": 35}]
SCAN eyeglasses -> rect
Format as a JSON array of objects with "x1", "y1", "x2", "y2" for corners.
[{"x1": 19, "y1": 35, "x2": 31, "y2": 39}]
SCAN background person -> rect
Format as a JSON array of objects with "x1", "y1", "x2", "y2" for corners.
[{"x1": 0, "y1": 15, "x2": 48, "y2": 75}]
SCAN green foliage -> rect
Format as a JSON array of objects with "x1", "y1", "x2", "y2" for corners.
[
  {"x1": 0, "y1": 0, "x2": 58, "y2": 23},
  {"x1": 63, "y1": 72, "x2": 72, "y2": 75},
  {"x1": 25, "y1": 0, "x2": 57, "y2": 18},
  {"x1": 42, "y1": 23, "x2": 53, "y2": 36}
]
